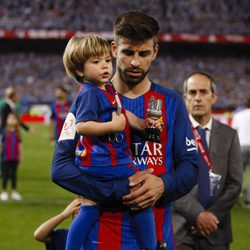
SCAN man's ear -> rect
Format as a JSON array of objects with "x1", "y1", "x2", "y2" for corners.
[
  {"x1": 183, "y1": 93, "x2": 187, "y2": 102},
  {"x1": 152, "y1": 44, "x2": 159, "y2": 61},
  {"x1": 111, "y1": 41, "x2": 117, "y2": 58},
  {"x1": 212, "y1": 92, "x2": 218, "y2": 105}
]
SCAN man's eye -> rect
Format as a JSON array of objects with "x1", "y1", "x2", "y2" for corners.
[
  {"x1": 123, "y1": 50, "x2": 134, "y2": 56},
  {"x1": 139, "y1": 51, "x2": 151, "y2": 57},
  {"x1": 188, "y1": 90, "x2": 196, "y2": 95}
]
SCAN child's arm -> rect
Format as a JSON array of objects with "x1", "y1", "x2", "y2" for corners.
[
  {"x1": 76, "y1": 112, "x2": 126, "y2": 137},
  {"x1": 33, "y1": 198, "x2": 81, "y2": 242},
  {"x1": 125, "y1": 110, "x2": 163, "y2": 132}
]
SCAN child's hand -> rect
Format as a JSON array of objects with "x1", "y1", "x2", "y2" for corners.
[
  {"x1": 146, "y1": 116, "x2": 164, "y2": 132},
  {"x1": 111, "y1": 112, "x2": 126, "y2": 132},
  {"x1": 62, "y1": 198, "x2": 82, "y2": 219}
]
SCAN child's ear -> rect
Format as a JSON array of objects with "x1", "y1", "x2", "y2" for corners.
[{"x1": 76, "y1": 70, "x2": 84, "y2": 77}]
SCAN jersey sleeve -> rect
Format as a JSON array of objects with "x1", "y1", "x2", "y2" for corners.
[
  {"x1": 75, "y1": 89, "x2": 100, "y2": 123},
  {"x1": 158, "y1": 95, "x2": 198, "y2": 204}
]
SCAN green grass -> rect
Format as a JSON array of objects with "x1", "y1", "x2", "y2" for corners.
[
  {"x1": 0, "y1": 123, "x2": 249, "y2": 249},
  {"x1": 0, "y1": 124, "x2": 73, "y2": 250}
]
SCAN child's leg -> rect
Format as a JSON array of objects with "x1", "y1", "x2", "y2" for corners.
[
  {"x1": 9, "y1": 161, "x2": 18, "y2": 190},
  {"x1": 133, "y1": 207, "x2": 157, "y2": 250},
  {"x1": 1, "y1": 161, "x2": 9, "y2": 190},
  {"x1": 65, "y1": 205, "x2": 101, "y2": 250}
]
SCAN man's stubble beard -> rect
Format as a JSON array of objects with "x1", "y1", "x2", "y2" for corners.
[{"x1": 117, "y1": 66, "x2": 149, "y2": 87}]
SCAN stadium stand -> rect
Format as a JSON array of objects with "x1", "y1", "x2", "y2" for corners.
[{"x1": 0, "y1": 0, "x2": 250, "y2": 34}]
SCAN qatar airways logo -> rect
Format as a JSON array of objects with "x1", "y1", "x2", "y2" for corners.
[{"x1": 132, "y1": 142, "x2": 163, "y2": 166}]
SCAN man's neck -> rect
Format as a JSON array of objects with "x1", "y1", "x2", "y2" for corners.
[
  {"x1": 192, "y1": 115, "x2": 211, "y2": 127},
  {"x1": 112, "y1": 74, "x2": 151, "y2": 98}
]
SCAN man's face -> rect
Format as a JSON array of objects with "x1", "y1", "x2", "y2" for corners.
[
  {"x1": 111, "y1": 38, "x2": 158, "y2": 86},
  {"x1": 55, "y1": 88, "x2": 67, "y2": 102},
  {"x1": 184, "y1": 74, "x2": 217, "y2": 120}
]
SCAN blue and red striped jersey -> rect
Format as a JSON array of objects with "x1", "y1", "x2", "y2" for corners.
[
  {"x1": 50, "y1": 100, "x2": 71, "y2": 140},
  {"x1": 74, "y1": 83, "x2": 135, "y2": 180},
  {"x1": 1, "y1": 130, "x2": 21, "y2": 161},
  {"x1": 84, "y1": 82, "x2": 198, "y2": 250}
]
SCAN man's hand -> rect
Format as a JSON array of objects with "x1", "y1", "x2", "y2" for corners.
[
  {"x1": 122, "y1": 168, "x2": 164, "y2": 210},
  {"x1": 192, "y1": 211, "x2": 219, "y2": 236}
]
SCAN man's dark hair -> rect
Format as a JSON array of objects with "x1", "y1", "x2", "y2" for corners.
[
  {"x1": 56, "y1": 85, "x2": 68, "y2": 93},
  {"x1": 183, "y1": 71, "x2": 217, "y2": 94},
  {"x1": 114, "y1": 10, "x2": 160, "y2": 44}
]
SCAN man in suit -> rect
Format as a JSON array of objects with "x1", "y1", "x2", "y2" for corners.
[{"x1": 172, "y1": 71, "x2": 243, "y2": 250}]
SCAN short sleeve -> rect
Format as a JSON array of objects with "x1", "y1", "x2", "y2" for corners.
[{"x1": 75, "y1": 89, "x2": 101, "y2": 124}]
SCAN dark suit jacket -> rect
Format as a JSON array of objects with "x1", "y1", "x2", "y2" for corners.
[
  {"x1": 0, "y1": 102, "x2": 29, "y2": 132},
  {"x1": 172, "y1": 119, "x2": 243, "y2": 246}
]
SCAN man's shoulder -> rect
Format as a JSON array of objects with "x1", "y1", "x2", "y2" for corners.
[
  {"x1": 151, "y1": 82, "x2": 182, "y2": 100},
  {"x1": 213, "y1": 119, "x2": 236, "y2": 134}
]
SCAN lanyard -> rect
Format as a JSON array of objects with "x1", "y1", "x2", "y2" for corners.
[{"x1": 192, "y1": 127, "x2": 212, "y2": 170}]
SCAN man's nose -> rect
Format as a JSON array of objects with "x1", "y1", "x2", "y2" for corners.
[
  {"x1": 194, "y1": 92, "x2": 202, "y2": 100},
  {"x1": 131, "y1": 55, "x2": 140, "y2": 67}
]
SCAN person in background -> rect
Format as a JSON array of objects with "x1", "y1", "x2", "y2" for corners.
[
  {"x1": 172, "y1": 71, "x2": 243, "y2": 250},
  {"x1": 0, "y1": 87, "x2": 30, "y2": 133},
  {"x1": 51, "y1": 10, "x2": 198, "y2": 250},
  {"x1": 49, "y1": 86, "x2": 71, "y2": 144},
  {"x1": 0, "y1": 113, "x2": 23, "y2": 201},
  {"x1": 232, "y1": 97, "x2": 250, "y2": 207},
  {"x1": 34, "y1": 198, "x2": 82, "y2": 250}
]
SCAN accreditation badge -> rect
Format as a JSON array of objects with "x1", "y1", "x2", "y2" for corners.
[{"x1": 209, "y1": 170, "x2": 222, "y2": 197}]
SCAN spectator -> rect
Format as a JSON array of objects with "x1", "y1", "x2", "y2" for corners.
[
  {"x1": 49, "y1": 86, "x2": 71, "y2": 144},
  {"x1": 232, "y1": 97, "x2": 250, "y2": 207},
  {"x1": 34, "y1": 198, "x2": 82, "y2": 250},
  {"x1": 172, "y1": 72, "x2": 243, "y2": 250},
  {"x1": 0, "y1": 113, "x2": 23, "y2": 201},
  {"x1": 0, "y1": 87, "x2": 30, "y2": 133}
]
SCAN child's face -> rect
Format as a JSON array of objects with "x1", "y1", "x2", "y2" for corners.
[{"x1": 81, "y1": 54, "x2": 113, "y2": 87}]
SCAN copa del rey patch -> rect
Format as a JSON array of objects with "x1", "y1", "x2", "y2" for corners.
[{"x1": 59, "y1": 112, "x2": 76, "y2": 141}]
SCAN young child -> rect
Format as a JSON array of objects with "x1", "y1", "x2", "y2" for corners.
[
  {"x1": 62, "y1": 34, "x2": 161, "y2": 250},
  {"x1": 34, "y1": 197, "x2": 83, "y2": 250},
  {"x1": 0, "y1": 113, "x2": 23, "y2": 201}
]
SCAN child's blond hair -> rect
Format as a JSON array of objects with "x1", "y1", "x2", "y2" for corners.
[{"x1": 63, "y1": 34, "x2": 112, "y2": 83}]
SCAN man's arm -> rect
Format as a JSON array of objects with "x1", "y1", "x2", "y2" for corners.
[
  {"x1": 208, "y1": 129, "x2": 243, "y2": 218},
  {"x1": 51, "y1": 136, "x2": 131, "y2": 205}
]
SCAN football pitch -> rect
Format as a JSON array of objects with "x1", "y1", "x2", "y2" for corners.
[{"x1": 0, "y1": 123, "x2": 249, "y2": 250}]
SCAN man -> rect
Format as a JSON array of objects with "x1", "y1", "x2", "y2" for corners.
[
  {"x1": 49, "y1": 86, "x2": 71, "y2": 144},
  {"x1": 51, "y1": 11, "x2": 198, "y2": 249},
  {"x1": 172, "y1": 72, "x2": 243, "y2": 250},
  {"x1": 0, "y1": 87, "x2": 30, "y2": 133},
  {"x1": 232, "y1": 97, "x2": 250, "y2": 207}
]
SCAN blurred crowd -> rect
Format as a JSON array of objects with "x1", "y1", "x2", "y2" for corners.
[
  {"x1": 0, "y1": 0, "x2": 250, "y2": 34},
  {"x1": 1, "y1": 52, "x2": 250, "y2": 109}
]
